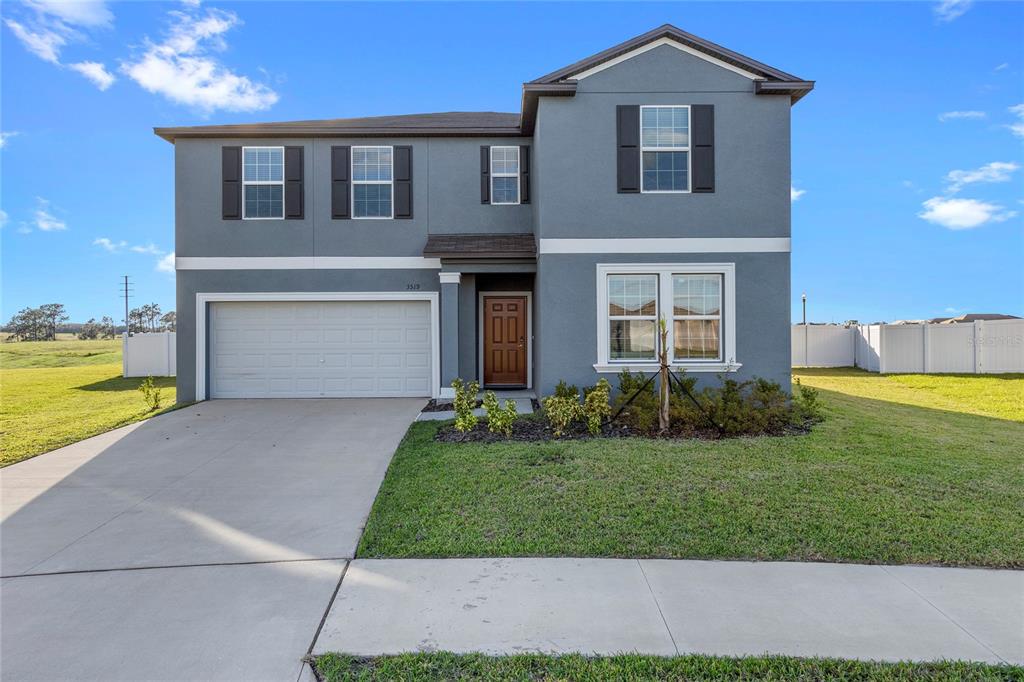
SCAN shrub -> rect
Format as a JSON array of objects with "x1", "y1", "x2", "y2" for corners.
[
  {"x1": 582, "y1": 378, "x2": 612, "y2": 435},
  {"x1": 543, "y1": 395, "x2": 583, "y2": 438},
  {"x1": 451, "y1": 378, "x2": 480, "y2": 433},
  {"x1": 553, "y1": 380, "x2": 580, "y2": 400},
  {"x1": 793, "y1": 378, "x2": 824, "y2": 423},
  {"x1": 482, "y1": 390, "x2": 517, "y2": 437},
  {"x1": 138, "y1": 376, "x2": 162, "y2": 411},
  {"x1": 612, "y1": 369, "x2": 659, "y2": 432}
]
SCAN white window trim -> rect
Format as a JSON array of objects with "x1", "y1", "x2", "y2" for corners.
[
  {"x1": 241, "y1": 146, "x2": 285, "y2": 220},
  {"x1": 639, "y1": 105, "x2": 691, "y2": 195},
  {"x1": 351, "y1": 145, "x2": 394, "y2": 220},
  {"x1": 594, "y1": 263, "x2": 740, "y2": 373},
  {"x1": 606, "y1": 274, "x2": 660, "y2": 363},
  {"x1": 194, "y1": 291, "x2": 440, "y2": 401},
  {"x1": 489, "y1": 146, "x2": 521, "y2": 205}
]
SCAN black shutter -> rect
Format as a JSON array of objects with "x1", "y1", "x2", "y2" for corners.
[
  {"x1": 691, "y1": 105, "x2": 715, "y2": 193},
  {"x1": 519, "y1": 145, "x2": 530, "y2": 204},
  {"x1": 394, "y1": 145, "x2": 413, "y2": 219},
  {"x1": 616, "y1": 105, "x2": 640, "y2": 193},
  {"x1": 480, "y1": 146, "x2": 490, "y2": 204},
  {"x1": 331, "y1": 146, "x2": 350, "y2": 219},
  {"x1": 222, "y1": 146, "x2": 241, "y2": 219},
  {"x1": 284, "y1": 146, "x2": 304, "y2": 219}
]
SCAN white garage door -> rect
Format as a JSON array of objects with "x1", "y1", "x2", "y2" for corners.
[{"x1": 209, "y1": 300, "x2": 432, "y2": 398}]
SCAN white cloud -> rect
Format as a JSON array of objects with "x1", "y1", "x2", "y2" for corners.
[
  {"x1": 0, "y1": 131, "x2": 17, "y2": 149},
  {"x1": 17, "y1": 225, "x2": 33, "y2": 235},
  {"x1": 156, "y1": 252, "x2": 175, "y2": 274},
  {"x1": 1006, "y1": 103, "x2": 1024, "y2": 138},
  {"x1": 33, "y1": 198, "x2": 67, "y2": 231},
  {"x1": 93, "y1": 237, "x2": 127, "y2": 252},
  {"x1": 944, "y1": 307, "x2": 962, "y2": 314},
  {"x1": 120, "y1": 7, "x2": 278, "y2": 114},
  {"x1": 23, "y1": 0, "x2": 113, "y2": 28},
  {"x1": 0, "y1": 209, "x2": 7, "y2": 229},
  {"x1": 919, "y1": 196, "x2": 1017, "y2": 230},
  {"x1": 937, "y1": 110, "x2": 986, "y2": 122},
  {"x1": 934, "y1": 0, "x2": 973, "y2": 22},
  {"x1": 130, "y1": 243, "x2": 164, "y2": 255},
  {"x1": 944, "y1": 161, "x2": 1020, "y2": 194},
  {"x1": 995, "y1": 63, "x2": 1009, "y2": 72},
  {"x1": 790, "y1": 187, "x2": 806, "y2": 202},
  {"x1": 68, "y1": 61, "x2": 116, "y2": 90},
  {"x1": 3, "y1": 17, "x2": 66, "y2": 63}
]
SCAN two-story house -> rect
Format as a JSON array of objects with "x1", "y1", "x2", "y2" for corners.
[{"x1": 156, "y1": 24, "x2": 812, "y2": 401}]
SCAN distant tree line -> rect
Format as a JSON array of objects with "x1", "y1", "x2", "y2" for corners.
[{"x1": 4, "y1": 303, "x2": 176, "y2": 341}]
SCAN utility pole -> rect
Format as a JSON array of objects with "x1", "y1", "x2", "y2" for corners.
[
  {"x1": 802, "y1": 292, "x2": 808, "y2": 367},
  {"x1": 120, "y1": 276, "x2": 134, "y2": 337}
]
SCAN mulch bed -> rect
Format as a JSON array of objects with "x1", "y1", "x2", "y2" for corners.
[
  {"x1": 435, "y1": 417, "x2": 814, "y2": 443},
  {"x1": 421, "y1": 399, "x2": 482, "y2": 413}
]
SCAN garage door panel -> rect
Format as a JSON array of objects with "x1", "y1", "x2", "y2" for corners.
[{"x1": 210, "y1": 300, "x2": 432, "y2": 398}]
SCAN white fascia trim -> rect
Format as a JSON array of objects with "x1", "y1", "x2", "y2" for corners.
[
  {"x1": 569, "y1": 37, "x2": 761, "y2": 82},
  {"x1": 593, "y1": 362, "x2": 742, "y2": 373},
  {"x1": 438, "y1": 272, "x2": 462, "y2": 284},
  {"x1": 194, "y1": 291, "x2": 441, "y2": 401},
  {"x1": 177, "y1": 256, "x2": 442, "y2": 270},
  {"x1": 539, "y1": 238, "x2": 790, "y2": 254}
]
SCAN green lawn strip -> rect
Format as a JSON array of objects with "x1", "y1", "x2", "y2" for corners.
[
  {"x1": 313, "y1": 652, "x2": 1021, "y2": 682},
  {"x1": 1, "y1": 362, "x2": 177, "y2": 466},
  {"x1": 1, "y1": 338, "x2": 123, "y2": 368},
  {"x1": 358, "y1": 372, "x2": 1024, "y2": 567}
]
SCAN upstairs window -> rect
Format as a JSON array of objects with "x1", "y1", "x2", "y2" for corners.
[
  {"x1": 640, "y1": 106, "x2": 690, "y2": 193},
  {"x1": 352, "y1": 146, "x2": 393, "y2": 218},
  {"x1": 490, "y1": 146, "x2": 520, "y2": 205},
  {"x1": 242, "y1": 146, "x2": 284, "y2": 219}
]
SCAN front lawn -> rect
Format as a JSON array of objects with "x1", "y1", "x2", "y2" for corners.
[
  {"x1": 1, "y1": 339, "x2": 177, "y2": 466},
  {"x1": 314, "y1": 652, "x2": 1021, "y2": 681},
  {"x1": 358, "y1": 369, "x2": 1024, "y2": 567}
]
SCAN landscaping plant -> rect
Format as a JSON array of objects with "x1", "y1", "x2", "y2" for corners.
[
  {"x1": 138, "y1": 375, "x2": 162, "y2": 411},
  {"x1": 793, "y1": 377, "x2": 824, "y2": 423},
  {"x1": 543, "y1": 393, "x2": 582, "y2": 438},
  {"x1": 451, "y1": 378, "x2": 480, "y2": 433},
  {"x1": 582, "y1": 378, "x2": 611, "y2": 435},
  {"x1": 482, "y1": 390, "x2": 517, "y2": 437}
]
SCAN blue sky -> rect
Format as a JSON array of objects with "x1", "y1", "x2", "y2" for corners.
[{"x1": 2, "y1": 0, "x2": 1022, "y2": 324}]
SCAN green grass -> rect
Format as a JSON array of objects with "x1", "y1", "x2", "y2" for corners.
[
  {"x1": 314, "y1": 652, "x2": 1022, "y2": 681},
  {"x1": 1, "y1": 337, "x2": 177, "y2": 466},
  {"x1": 358, "y1": 368, "x2": 1024, "y2": 567}
]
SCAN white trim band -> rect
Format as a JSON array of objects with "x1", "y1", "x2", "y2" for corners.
[
  {"x1": 438, "y1": 272, "x2": 462, "y2": 284},
  {"x1": 176, "y1": 256, "x2": 442, "y2": 270},
  {"x1": 569, "y1": 37, "x2": 761, "y2": 82},
  {"x1": 539, "y1": 238, "x2": 790, "y2": 254}
]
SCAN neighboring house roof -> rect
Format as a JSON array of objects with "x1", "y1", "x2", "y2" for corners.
[
  {"x1": 423, "y1": 233, "x2": 537, "y2": 259},
  {"x1": 941, "y1": 313, "x2": 1021, "y2": 324},
  {"x1": 155, "y1": 112, "x2": 521, "y2": 142},
  {"x1": 156, "y1": 24, "x2": 812, "y2": 142}
]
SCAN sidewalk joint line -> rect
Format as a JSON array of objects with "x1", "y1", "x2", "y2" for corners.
[
  {"x1": 879, "y1": 565, "x2": 1006, "y2": 664},
  {"x1": 304, "y1": 560, "x2": 351, "y2": 661},
  {"x1": 2, "y1": 557, "x2": 349, "y2": 580},
  {"x1": 637, "y1": 559, "x2": 680, "y2": 655}
]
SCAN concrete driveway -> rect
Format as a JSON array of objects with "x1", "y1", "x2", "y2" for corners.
[{"x1": 1, "y1": 399, "x2": 421, "y2": 681}]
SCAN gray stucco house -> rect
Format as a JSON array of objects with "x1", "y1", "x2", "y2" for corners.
[{"x1": 156, "y1": 24, "x2": 812, "y2": 401}]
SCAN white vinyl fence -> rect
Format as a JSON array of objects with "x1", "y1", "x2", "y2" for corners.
[
  {"x1": 792, "y1": 319, "x2": 1024, "y2": 374},
  {"x1": 123, "y1": 332, "x2": 176, "y2": 377}
]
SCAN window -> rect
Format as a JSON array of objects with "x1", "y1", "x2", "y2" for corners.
[
  {"x1": 640, "y1": 106, "x2": 690, "y2": 193},
  {"x1": 672, "y1": 274, "x2": 722, "y2": 360},
  {"x1": 242, "y1": 146, "x2": 284, "y2": 219},
  {"x1": 596, "y1": 264, "x2": 737, "y2": 371},
  {"x1": 352, "y1": 146, "x2": 393, "y2": 218},
  {"x1": 608, "y1": 274, "x2": 658, "y2": 361},
  {"x1": 490, "y1": 146, "x2": 519, "y2": 205}
]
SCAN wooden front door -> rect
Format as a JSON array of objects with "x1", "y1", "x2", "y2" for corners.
[{"x1": 483, "y1": 296, "x2": 527, "y2": 386}]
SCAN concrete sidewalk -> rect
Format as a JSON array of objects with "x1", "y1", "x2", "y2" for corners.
[{"x1": 313, "y1": 558, "x2": 1023, "y2": 665}]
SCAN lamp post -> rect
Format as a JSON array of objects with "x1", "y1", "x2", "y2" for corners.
[{"x1": 802, "y1": 292, "x2": 808, "y2": 367}]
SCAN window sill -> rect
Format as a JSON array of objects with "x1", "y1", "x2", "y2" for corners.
[{"x1": 593, "y1": 362, "x2": 742, "y2": 373}]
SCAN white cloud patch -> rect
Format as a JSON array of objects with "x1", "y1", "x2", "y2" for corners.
[
  {"x1": 93, "y1": 237, "x2": 127, "y2": 252},
  {"x1": 790, "y1": 186, "x2": 806, "y2": 202},
  {"x1": 3, "y1": 17, "x2": 66, "y2": 63},
  {"x1": 23, "y1": 0, "x2": 113, "y2": 28},
  {"x1": 0, "y1": 209, "x2": 8, "y2": 229},
  {"x1": 995, "y1": 63, "x2": 1009, "y2": 72},
  {"x1": 937, "y1": 110, "x2": 986, "y2": 122},
  {"x1": 0, "y1": 131, "x2": 18, "y2": 149},
  {"x1": 68, "y1": 61, "x2": 116, "y2": 90},
  {"x1": 944, "y1": 161, "x2": 1020, "y2": 194},
  {"x1": 130, "y1": 243, "x2": 164, "y2": 255},
  {"x1": 120, "y1": 7, "x2": 278, "y2": 114},
  {"x1": 934, "y1": 0, "x2": 973, "y2": 22},
  {"x1": 33, "y1": 198, "x2": 67, "y2": 231},
  {"x1": 919, "y1": 196, "x2": 1017, "y2": 230},
  {"x1": 1006, "y1": 103, "x2": 1024, "y2": 138},
  {"x1": 156, "y1": 252, "x2": 176, "y2": 274}
]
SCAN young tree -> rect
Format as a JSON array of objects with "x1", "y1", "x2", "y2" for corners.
[
  {"x1": 159, "y1": 311, "x2": 176, "y2": 332},
  {"x1": 78, "y1": 318, "x2": 100, "y2": 340},
  {"x1": 99, "y1": 316, "x2": 116, "y2": 338}
]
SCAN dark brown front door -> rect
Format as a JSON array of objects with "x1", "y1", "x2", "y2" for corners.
[{"x1": 483, "y1": 296, "x2": 527, "y2": 386}]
